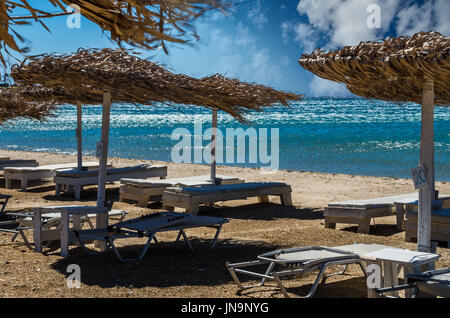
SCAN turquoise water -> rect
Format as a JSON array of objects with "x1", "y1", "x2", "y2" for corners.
[{"x1": 0, "y1": 98, "x2": 449, "y2": 181}]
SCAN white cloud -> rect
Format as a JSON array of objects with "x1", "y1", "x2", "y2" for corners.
[
  {"x1": 294, "y1": 0, "x2": 449, "y2": 50},
  {"x1": 293, "y1": 23, "x2": 319, "y2": 52},
  {"x1": 309, "y1": 76, "x2": 351, "y2": 98},
  {"x1": 297, "y1": 0, "x2": 401, "y2": 49},
  {"x1": 281, "y1": 21, "x2": 319, "y2": 52},
  {"x1": 247, "y1": 0, "x2": 268, "y2": 30},
  {"x1": 396, "y1": 0, "x2": 450, "y2": 35},
  {"x1": 235, "y1": 22, "x2": 257, "y2": 47},
  {"x1": 281, "y1": 21, "x2": 292, "y2": 43}
]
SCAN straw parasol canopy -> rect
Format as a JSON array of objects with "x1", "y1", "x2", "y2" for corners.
[
  {"x1": 299, "y1": 31, "x2": 449, "y2": 106},
  {"x1": 299, "y1": 30, "x2": 449, "y2": 253},
  {"x1": 11, "y1": 48, "x2": 301, "y2": 121},
  {"x1": 1, "y1": 0, "x2": 230, "y2": 64},
  {"x1": 0, "y1": 87, "x2": 57, "y2": 123}
]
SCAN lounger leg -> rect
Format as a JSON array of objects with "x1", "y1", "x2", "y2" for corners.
[
  {"x1": 60, "y1": 213, "x2": 70, "y2": 258},
  {"x1": 324, "y1": 218, "x2": 336, "y2": 229},
  {"x1": 258, "y1": 195, "x2": 270, "y2": 204},
  {"x1": 186, "y1": 203, "x2": 199, "y2": 216},
  {"x1": 11, "y1": 232, "x2": 18, "y2": 242},
  {"x1": 280, "y1": 192, "x2": 293, "y2": 207},
  {"x1": 75, "y1": 186, "x2": 82, "y2": 200},
  {"x1": 5, "y1": 178, "x2": 12, "y2": 189},
  {"x1": 395, "y1": 203, "x2": 405, "y2": 231},
  {"x1": 18, "y1": 229, "x2": 32, "y2": 249},
  {"x1": 226, "y1": 260, "x2": 273, "y2": 291},
  {"x1": 304, "y1": 263, "x2": 335, "y2": 298},
  {"x1": 134, "y1": 234, "x2": 155, "y2": 261},
  {"x1": 357, "y1": 219, "x2": 371, "y2": 234},
  {"x1": 34, "y1": 210, "x2": 42, "y2": 253},
  {"x1": 178, "y1": 230, "x2": 194, "y2": 252},
  {"x1": 109, "y1": 235, "x2": 155, "y2": 263},
  {"x1": 274, "y1": 275, "x2": 290, "y2": 298},
  {"x1": 137, "y1": 198, "x2": 148, "y2": 208},
  {"x1": 21, "y1": 179, "x2": 28, "y2": 192},
  {"x1": 210, "y1": 224, "x2": 223, "y2": 249},
  {"x1": 175, "y1": 231, "x2": 181, "y2": 242},
  {"x1": 55, "y1": 183, "x2": 62, "y2": 197}
]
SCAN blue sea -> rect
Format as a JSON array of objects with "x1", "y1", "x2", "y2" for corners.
[{"x1": 1, "y1": 98, "x2": 449, "y2": 181}]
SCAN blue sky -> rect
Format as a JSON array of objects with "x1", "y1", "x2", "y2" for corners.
[{"x1": 2, "y1": 0, "x2": 449, "y2": 97}]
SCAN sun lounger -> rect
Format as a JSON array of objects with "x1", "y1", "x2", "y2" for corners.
[
  {"x1": 324, "y1": 192, "x2": 429, "y2": 234},
  {"x1": 0, "y1": 159, "x2": 38, "y2": 171},
  {"x1": 226, "y1": 246, "x2": 366, "y2": 298},
  {"x1": 119, "y1": 175, "x2": 244, "y2": 207},
  {"x1": 54, "y1": 164, "x2": 168, "y2": 199},
  {"x1": 403, "y1": 198, "x2": 450, "y2": 247},
  {"x1": 162, "y1": 182, "x2": 293, "y2": 215},
  {"x1": 0, "y1": 194, "x2": 29, "y2": 246},
  {"x1": 0, "y1": 156, "x2": 10, "y2": 162},
  {"x1": 74, "y1": 212, "x2": 229, "y2": 262},
  {"x1": 376, "y1": 268, "x2": 450, "y2": 298},
  {"x1": 227, "y1": 243, "x2": 440, "y2": 298},
  {"x1": 4, "y1": 161, "x2": 106, "y2": 191}
]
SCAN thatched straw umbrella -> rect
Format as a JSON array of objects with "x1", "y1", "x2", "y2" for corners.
[
  {"x1": 0, "y1": 85, "x2": 108, "y2": 169},
  {"x1": 299, "y1": 30, "x2": 449, "y2": 252},
  {"x1": 0, "y1": 87, "x2": 57, "y2": 123},
  {"x1": 1, "y1": 0, "x2": 230, "y2": 64},
  {"x1": 10, "y1": 48, "x2": 301, "y2": 246}
]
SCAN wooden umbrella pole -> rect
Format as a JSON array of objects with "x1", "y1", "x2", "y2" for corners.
[
  {"x1": 76, "y1": 102, "x2": 83, "y2": 170},
  {"x1": 418, "y1": 76, "x2": 435, "y2": 253},
  {"x1": 210, "y1": 108, "x2": 218, "y2": 184},
  {"x1": 97, "y1": 91, "x2": 111, "y2": 209},
  {"x1": 95, "y1": 91, "x2": 111, "y2": 250}
]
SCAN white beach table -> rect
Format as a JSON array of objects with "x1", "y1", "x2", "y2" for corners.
[
  {"x1": 34, "y1": 205, "x2": 109, "y2": 258},
  {"x1": 337, "y1": 244, "x2": 440, "y2": 298}
]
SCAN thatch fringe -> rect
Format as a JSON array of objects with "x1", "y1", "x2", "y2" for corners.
[
  {"x1": 298, "y1": 31, "x2": 449, "y2": 105},
  {"x1": 11, "y1": 48, "x2": 302, "y2": 122},
  {"x1": 1, "y1": 0, "x2": 231, "y2": 64},
  {"x1": 0, "y1": 87, "x2": 57, "y2": 124}
]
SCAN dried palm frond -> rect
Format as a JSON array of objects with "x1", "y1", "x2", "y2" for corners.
[
  {"x1": 0, "y1": 0, "x2": 231, "y2": 64},
  {"x1": 298, "y1": 31, "x2": 450, "y2": 105},
  {"x1": 0, "y1": 87, "x2": 58, "y2": 124},
  {"x1": 11, "y1": 48, "x2": 302, "y2": 122}
]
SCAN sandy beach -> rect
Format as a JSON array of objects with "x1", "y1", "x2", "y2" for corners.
[{"x1": 0, "y1": 148, "x2": 449, "y2": 298}]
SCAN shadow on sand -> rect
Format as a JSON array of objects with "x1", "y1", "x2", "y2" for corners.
[
  {"x1": 50, "y1": 238, "x2": 279, "y2": 289},
  {"x1": 339, "y1": 224, "x2": 403, "y2": 237}
]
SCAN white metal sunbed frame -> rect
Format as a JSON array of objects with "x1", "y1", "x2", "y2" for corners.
[
  {"x1": 226, "y1": 246, "x2": 366, "y2": 298},
  {"x1": 54, "y1": 164, "x2": 168, "y2": 199},
  {"x1": 74, "y1": 212, "x2": 229, "y2": 263},
  {"x1": 0, "y1": 194, "x2": 31, "y2": 246},
  {"x1": 4, "y1": 161, "x2": 105, "y2": 191}
]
